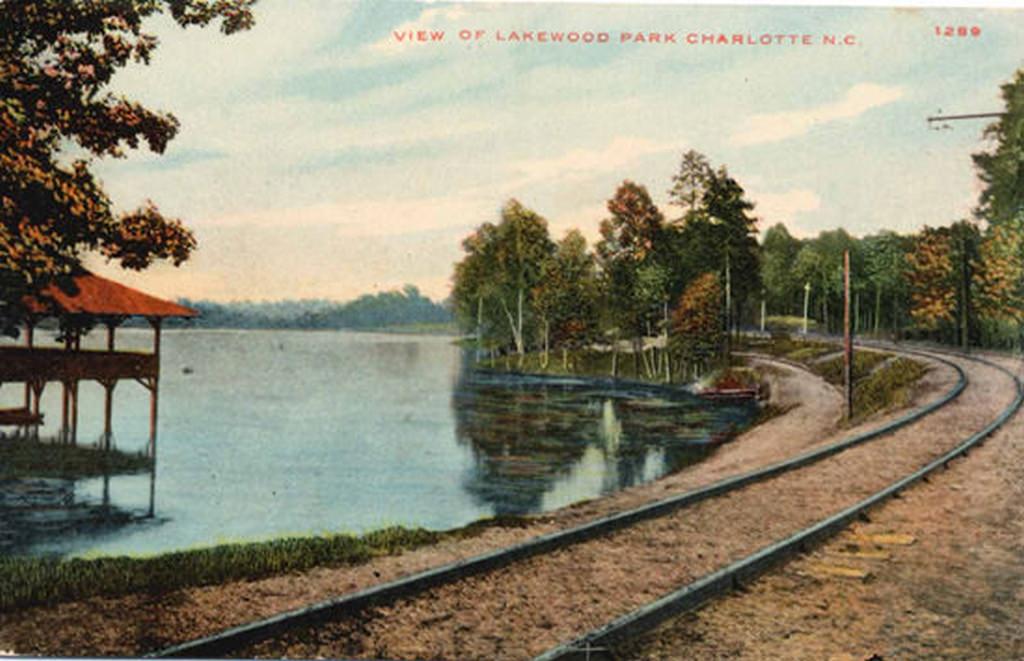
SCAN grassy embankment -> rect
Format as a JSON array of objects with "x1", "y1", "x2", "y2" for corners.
[
  {"x1": 0, "y1": 516, "x2": 528, "y2": 613},
  {"x1": 739, "y1": 335, "x2": 929, "y2": 424},
  {"x1": 0, "y1": 441, "x2": 151, "y2": 480}
]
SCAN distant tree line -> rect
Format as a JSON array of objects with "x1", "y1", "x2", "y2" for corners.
[{"x1": 167, "y1": 285, "x2": 452, "y2": 330}]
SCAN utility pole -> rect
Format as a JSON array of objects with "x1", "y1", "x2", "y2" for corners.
[
  {"x1": 724, "y1": 248, "x2": 732, "y2": 358},
  {"x1": 802, "y1": 281, "x2": 811, "y2": 335},
  {"x1": 926, "y1": 111, "x2": 1002, "y2": 129},
  {"x1": 843, "y1": 250, "x2": 853, "y2": 422},
  {"x1": 926, "y1": 110, "x2": 1002, "y2": 351},
  {"x1": 760, "y1": 290, "x2": 766, "y2": 333}
]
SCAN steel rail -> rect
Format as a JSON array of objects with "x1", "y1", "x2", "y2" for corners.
[
  {"x1": 151, "y1": 349, "x2": 967, "y2": 659},
  {"x1": 534, "y1": 350, "x2": 1022, "y2": 661}
]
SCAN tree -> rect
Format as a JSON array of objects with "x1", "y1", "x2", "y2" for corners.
[
  {"x1": 761, "y1": 223, "x2": 801, "y2": 316},
  {"x1": 670, "y1": 272, "x2": 724, "y2": 379},
  {"x1": 451, "y1": 200, "x2": 554, "y2": 357},
  {"x1": 667, "y1": 149, "x2": 713, "y2": 216},
  {"x1": 595, "y1": 180, "x2": 667, "y2": 376},
  {"x1": 0, "y1": 0, "x2": 255, "y2": 334},
  {"x1": 907, "y1": 221, "x2": 982, "y2": 348},
  {"x1": 689, "y1": 167, "x2": 761, "y2": 334},
  {"x1": 533, "y1": 230, "x2": 600, "y2": 368},
  {"x1": 863, "y1": 231, "x2": 910, "y2": 335},
  {"x1": 977, "y1": 224, "x2": 1024, "y2": 322},
  {"x1": 452, "y1": 222, "x2": 504, "y2": 352},
  {"x1": 973, "y1": 69, "x2": 1024, "y2": 228}
]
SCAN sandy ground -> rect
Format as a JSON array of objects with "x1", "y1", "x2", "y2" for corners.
[
  {"x1": 0, "y1": 354, "x2": 956, "y2": 658},
  {"x1": 625, "y1": 352, "x2": 1024, "y2": 661}
]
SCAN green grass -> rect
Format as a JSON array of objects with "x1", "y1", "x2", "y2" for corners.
[
  {"x1": 764, "y1": 315, "x2": 820, "y2": 332},
  {"x1": 740, "y1": 335, "x2": 930, "y2": 426},
  {"x1": 810, "y1": 350, "x2": 891, "y2": 386},
  {"x1": 0, "y1": 525, "x2": 447, "y2": 612},
  {"x1": 0, "y1": 514, "x2": 544, "y2": 613},
  {"x1": 0, "y1": 440, "x2": 151, "y2": 480},
  {"x1": 851, "y1": 357, "x2": 930, "y2": 422}
]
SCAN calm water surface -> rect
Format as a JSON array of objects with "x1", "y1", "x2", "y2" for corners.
[{"x1": 1, "y1": 329, "x2": 755, "y2": 557}]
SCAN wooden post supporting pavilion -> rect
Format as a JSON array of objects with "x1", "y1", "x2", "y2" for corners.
[
  {"x1": 22, "y1": 320, "x2": 33, "y2": 409},
  {"x1": 101, "y1": 318, "x2": 120, "y2": 451},
  {"x1": 147, "y1": 317, "x2": 162, "y2": 460},
  {"x1": 30, "y1": 380, "x2": 44, "y2": 440}
]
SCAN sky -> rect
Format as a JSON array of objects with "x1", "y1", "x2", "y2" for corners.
[{"x1": 84, "y1": 0, "x2": 1024, "y2": 302}]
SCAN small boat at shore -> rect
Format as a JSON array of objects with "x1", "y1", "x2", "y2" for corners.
[{"x1": 697, "y1": 387, "x2": 759, "y2": 401}]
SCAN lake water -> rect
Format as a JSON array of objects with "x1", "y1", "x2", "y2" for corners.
[{"x1": 0, "y1": 330, "x2": 756, "y2": 558}]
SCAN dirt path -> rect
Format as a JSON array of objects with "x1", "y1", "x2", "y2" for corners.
[
  {"x1": 625, "y1": 352, "x2": 1024, "y2": 661},
  {"x1": 0, "y1": 355, "x2": 941, "y2": 658}
]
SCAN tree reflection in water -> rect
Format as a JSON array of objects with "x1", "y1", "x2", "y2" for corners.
[{"x1": 452, "y1": 364, "x2": 757, "y2": 514}]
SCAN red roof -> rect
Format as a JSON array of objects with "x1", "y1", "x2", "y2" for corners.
[{"x1": 25, "y1": 271, "x2": 197, "y2": 318}]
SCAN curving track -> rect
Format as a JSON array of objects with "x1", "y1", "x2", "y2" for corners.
[
  {"x1": 536, "y1": 349, "x2": 1022, "y2": 660},
  {"x1": 141, "y1": 345, "x2": 1019, "y2": 661}
]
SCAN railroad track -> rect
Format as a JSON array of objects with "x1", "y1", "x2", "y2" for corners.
[
  {"x1": 151, "y1": 345, "x2": 997, "y2": 660},
  {"x1": 536, "y1": 348, "x2": 1023, "y2": 661}
]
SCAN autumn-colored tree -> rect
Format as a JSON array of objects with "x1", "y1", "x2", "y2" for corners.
[
  {"x1": 0, "y1": 0, "x2": 255, "y2": 333},
  {"x1": 596, "y1": 181, "x2": 668, "y2": 375},
  {"x1": 907, "y1": 227, "x2": 954, "y2": 327},
  {"x1": 670, "y1": 272, "x2": 724, "y2": 379},
  {"x1": 977, "y1": 224, "x2": 1024, "y2": 322},
  {"x1": 907, "y1": 221, "x2": 982, "y2": 348}
]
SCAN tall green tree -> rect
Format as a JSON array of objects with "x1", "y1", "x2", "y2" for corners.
[
  {"x1": 667, "y1": 149, "x2": 713, "y2": 217},
  {"x1": 451, "y1": 200, "x2": 554, "y2": 357},
  {"x1": 0, "y1": 0, "x2": 255, "y2": 334},
  {"x1": 452, "y1": 221, "x2": 504, "y2": 352},
  {"x1": 533, "y1": 230, "x2": 600, "y2": 368},
  {"x1": 973, "y1": 69, "x2": 1024, "y2": 228},
  {"x1": 863, "y1": 230, "x2": 910, "y2": 335},
  {"x1": 761, "y1": 223, "x2": 801, "y2": 316},
  {"x1": 680, "y1": 167, "x2": 761, "y2": 334}
]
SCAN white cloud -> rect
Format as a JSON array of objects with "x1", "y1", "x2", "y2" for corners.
[
  {"x1": 751, "y1": 188, "x2": 822, "y2": 235},
  {"x1": 730, "y1": 83, "x2": 905, "y2": 146},
  {"x1": 203, "y1": 193, "x2": 489, "y2": 239},
  {"x1": 508, "y1": 136, "x2": 672, "y2": 189}
]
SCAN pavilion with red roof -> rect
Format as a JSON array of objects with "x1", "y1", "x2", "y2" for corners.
[{"x1": 1, "y1": 271, "x2": 196, "y2": 457}]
